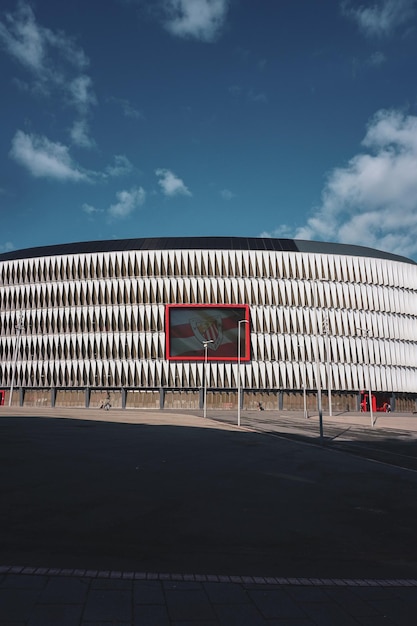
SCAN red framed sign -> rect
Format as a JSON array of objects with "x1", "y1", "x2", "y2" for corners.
[{"x1": 165, "y1": 304, "x2": 250, "y2": 361}]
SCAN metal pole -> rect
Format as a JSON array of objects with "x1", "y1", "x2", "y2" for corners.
[
  {"x1": 303, "y1": 372, "x2": 308, "y2": 419},
  {"x1": 298, "y1": 341, "x2": 308, "y2": 419},
  {"x1": 313, "y1": 281, "x2": 324, "y2": 440},
  {"x1": 9, "y1": 313, "x2": 24, "y2": 407},
  {"x1": 357, "y1": 327, "x2": 374, "y2": 428},
  {"x1": 203, "y1": 340, "x2": 213, "y2": 418},
  {"x1": 367, "y1": 331, "x2": 374, "y2": 428},
  {"x1": 237, "y1": 319, "x2": 248, "y2": 427},
  {"x1": 303, "y1": 380, "x2": 308, "y2": 419},
  {"x1": 324, "y1": 312, "x2": 332, "y2": 417},
  {"x1": 365, "y1": 329, "x2": 374, "y2": 428}
]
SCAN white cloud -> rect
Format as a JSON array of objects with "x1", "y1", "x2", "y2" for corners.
[
  {"x1": 109, "y1": 96, "x2": 143, "y2": 120},
  {"x1": 247, "y1": 89, "x2": 268, "y2": 104},
  {"x1": 0, "y1": 1, "x2": 45, "y2": 73},
  {"x1": 70, "y1": 119, "x2": 95, "y2": 149},
  {"x1": 43, "y1": 24, "x2": 89, "y2": 70},
  {"x1": 11, "y1": 131, "x2": 135, "y2": 182},
  {"x1": 82, "y1": 203, "x2": 101, "y2": 215},
  {"x1": 367, "y1": 51, "x2": 386, "y2": 66},
  {"x1": 161, "y1": 0, "x2": 229, "y2": 42},
  {"x1": 10, "y1": 130, "x2": 88, "y2": 181},
  {"x1": 0, "y1": 0, "x2": 95, "y2": 147},
  {"x1": 220, "y1": 188, "x2": 235, "y2": 200},
  {"x1": 68, "y1": 75, "x2": 96, "y2": 113},
  {"x1": 259, "y1": 225, "x2": 294, "y2": 239},
  {"x1": 155, "y1": 168, "x2": 192, "y2": 197},
  {"x1": 121, "y1": 101, "x2": 143, "y2": 119},
  {"x1": 281, "y1": 109, "x2": 417, "y2": 259},
  {"x1": 229, "y1": 85, "x2": 268, "y2": 104},
  {"x1": 229, "y1": 84, "x2": 242, "y2": 97},
  {"x1": 342, "y1": 0, "x2": 416, "y2": 37},
  {"x1": 108, "y1": 186, "x2": 146, "y2": 218},
  {"x1": 105, "y1": 155, "x2": 133, "y2": 178},
  {"x1": 0, "y1": 1, "x2": 89, "y2": 82},
  {"x1": 0, "y1": 241, "x2": 14, "y2": 253}
]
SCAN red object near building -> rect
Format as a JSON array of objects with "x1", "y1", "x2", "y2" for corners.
[
  {"x1": 360, "y1": 391, "x2": 377, "y2": 412},
  {"x1": 0, "y1": 390, "x2": 5, "y2": 405}
]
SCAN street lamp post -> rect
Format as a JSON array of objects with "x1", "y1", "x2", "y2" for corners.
[
  {"x1": 203, "y1": 339, "x2": 213, "y2": 418},
  {"x1": 313, "y1": 280, "x2": 324, "y2": 441},
  {"x1": 9, "y1": 313, "x2": 25, "y2": 407},
  {"x1": 323, "y1": 312, "x2": 333, "y2": 417},
  {"x1": 298, "y1": 341, "x2": 308, "y2": 419},
  {"x1": 237, "y1": 319, "x2": 249, "y2": 427},
  {"x1": 357, "y1": 327, "x2": 374, "y2": 428}
]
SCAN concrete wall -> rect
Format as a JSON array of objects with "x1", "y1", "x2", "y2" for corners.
[{"x1": 0, "y1": 387, "x2": 396, "y2": 413}]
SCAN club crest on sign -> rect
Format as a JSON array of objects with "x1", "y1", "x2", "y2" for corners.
[{"x1": 190, "y1": 316, "x2": 222, "y2": 351}]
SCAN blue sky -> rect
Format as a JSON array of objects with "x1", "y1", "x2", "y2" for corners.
[{"x1": 1, "y1": 0, "x2": 417, "y2": 260}]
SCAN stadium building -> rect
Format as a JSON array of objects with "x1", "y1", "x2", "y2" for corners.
[{"x1": 0, "y1": 236, "x2": 416, "y2": 412}]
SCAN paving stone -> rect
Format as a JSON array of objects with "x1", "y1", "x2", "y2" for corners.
[
  {"x1": 0, "y1": 588, "x2": 41, "y2": 621},
  {"x1": 82, "y1": 589, "x2": 132, "y2": 622},
  {"x1": 82, "y1": 622, "x2": 130, "y2": 626},
  {"x1": 248, "y1": 587, "x2": 307, "y2": 620},
  {"x1": 203, "y1": 582, "x2": 251, "y2": 604},
  {"x1": 302, "y1": 601, "x2": 365, "y2": 625},
  {"x1": 352, "y1": 585, "x2": 400, "y2": 600},
  {"x1": 363, "y1": 598, "x2": 417, "y2": 626},
  {"x1": 91, "y1": 577, "x2": 132, "y2": 590},
  {"x1": 0, "y1": 574, "x2": 47, "y2": 589},
  {"x1": 213, "y1": 602, "x2": 265, "y2": 625},
  {"x1": 286, "y1": 585, "x2": 333, "y2": 603},
  {"x1": 323, "y1": 587, "x2": 382, "y2": 616},
  {"x1": 165, "y1": 586, "x2": 216, "y2": 621},
  {"x1": 27, "y1": 603, "x2": 82, "y2": 626},
  {"x1": 39, "y1": 576, "x2": 89, "y2": 604},
  {"x1": 387, "y1": 586, "x2": 417, "y2": 605},
  {"x1": 134, "y1": 603, "x2": 170, "y2": 625},
  {"x1": 163, "y1": 580, "x2": 203, "y2": 590},
  {"x1": 134, "y1": 580, "x2": 165, "y2": 605}
]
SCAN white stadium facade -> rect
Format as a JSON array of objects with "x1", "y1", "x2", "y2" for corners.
[{"x1": 0, "y1": 236, "x2": 416, "y2": 413}]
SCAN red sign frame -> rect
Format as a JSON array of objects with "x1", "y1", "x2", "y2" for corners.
[{"x1": 165, "y1": 304, "x2": 250, "y2": 361}]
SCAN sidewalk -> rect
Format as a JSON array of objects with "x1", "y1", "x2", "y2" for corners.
[
  {"x1": 208, "y1": 406, "x2": 417, "y2": 434},
  {"x1": 2, "y1": 406, "x2": 417, "y2": 625},
  {"x1": 3, "y1": 404, "x2": 417, "y2": 433},
  {"x1": 1, "y1": 565, "x2": 417, "y2": 625}
]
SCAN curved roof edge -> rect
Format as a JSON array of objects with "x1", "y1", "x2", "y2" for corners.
[{"x1": 0, "y1": 236, "x2": 415, "y2": 265}]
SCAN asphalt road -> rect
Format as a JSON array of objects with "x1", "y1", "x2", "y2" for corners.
[{"x1": 1, "y1": 409, "x2": 417, "y2": 581}]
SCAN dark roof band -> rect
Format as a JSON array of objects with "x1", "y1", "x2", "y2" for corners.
[{"x1": 0, "y1": 236, "x2": 414, "y2": 265}]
